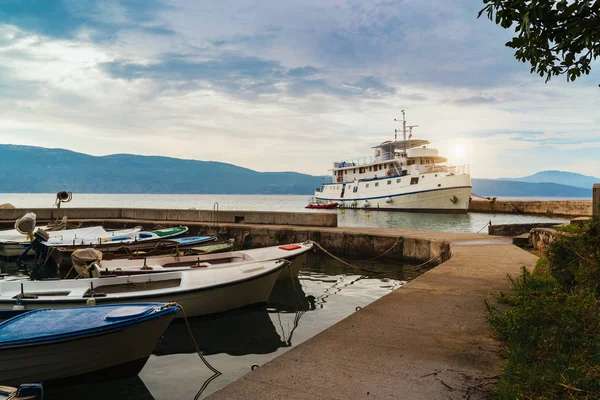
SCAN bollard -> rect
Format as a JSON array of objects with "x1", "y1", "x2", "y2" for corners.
[{"x1": 594, "y1": 184, "x2": 600, "y2": 217}]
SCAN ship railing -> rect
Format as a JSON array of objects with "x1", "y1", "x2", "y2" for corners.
[
  {"x1": 423, "y1": 164, "x2": 469, "y2": 175},
  {"x1": 333, "y1": 156, "x2": 378, "y2": 168}
]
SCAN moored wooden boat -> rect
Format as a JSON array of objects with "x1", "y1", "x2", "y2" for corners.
[
  {"x1": 97, "y1": 242, "x2": 312, "y2": 275},
  {"x1": 0, "y1": 260, "x2": 288, "y2": 317},
  {"x1": 190, "y1": 239, "x2": 234, "y2": 255},
  {"x1": 0, "y1": 303, "x2": 179, "y2": 387},
  {"x1": 56, "y1": 234, "x2": 218, "y2": 263},
  {"x1": 0, "y1": 226, "x2": 143, "y2": 258}
]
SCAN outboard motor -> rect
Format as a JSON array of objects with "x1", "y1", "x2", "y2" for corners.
[{"x1": 19, "y1": 229, "x2": 61, "y2": 280}]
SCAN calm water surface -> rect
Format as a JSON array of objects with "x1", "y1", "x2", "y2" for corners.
[
  {"x1": 2, "y1": 253, "x2": 422, "y2": 399},
  {"x1": 0, "y1": 193, "x2": 568, "y2": 232}
]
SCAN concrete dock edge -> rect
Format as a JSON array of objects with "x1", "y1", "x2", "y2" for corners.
[{"x1": 207, "y1": 232, "x2": 537, "y2": 400}]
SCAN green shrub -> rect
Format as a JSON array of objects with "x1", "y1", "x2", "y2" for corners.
[
  {"x1": 487, "y1": 268, "x2": 600, "y2": 399},
  {"x1": 487, "y1": 216, "x2": 600, "y2": 399},
  {"x1": 547, "y1": 216, "x2": 600, "y2": 294}
]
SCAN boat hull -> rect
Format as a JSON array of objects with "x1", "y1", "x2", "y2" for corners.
[
  {"x1": 0, "y1": 244, "x2": 28, "y2": 258},
  {"x1": 0, "y1": 312, "x2": 174, "y2": 386},
  {"x1": 316, "y1": 174, "x2": 472, "y2": 213},
  {"x1": 0, "y1": 266, "x2": 283, "y2": 318}
]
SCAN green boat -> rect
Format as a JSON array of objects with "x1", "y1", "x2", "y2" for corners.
[{"x1": 191, "y1": 240, "x2": 235, "y2": 255}]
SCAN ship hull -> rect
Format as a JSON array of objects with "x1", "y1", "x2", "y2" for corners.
[{"x1": 315, "y1": 173, "x2": 471, "y2": 213}]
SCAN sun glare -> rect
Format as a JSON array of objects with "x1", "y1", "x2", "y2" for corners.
[{"x1": 449, "y1": 142, "x2": 469, "y2": 164}]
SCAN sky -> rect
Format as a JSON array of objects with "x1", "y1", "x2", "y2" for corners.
[{"x1": 0, "y1": 0, "x2": 599, "y2": 179}]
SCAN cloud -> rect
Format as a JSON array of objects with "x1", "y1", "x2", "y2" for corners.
[
  {"x1": 0, "y1": 1, "x2": 599, "y2": 179},
  {"x1": 0, "y1": 0, "x2": 172, "y2": 40},
  {"x1": 452, "y1": 96, "x2": 497, "y2": 105}
]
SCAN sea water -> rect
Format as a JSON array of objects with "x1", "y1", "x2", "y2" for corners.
[{"x1": 0, "y1": 193, "x2": 567, "y2": 233}]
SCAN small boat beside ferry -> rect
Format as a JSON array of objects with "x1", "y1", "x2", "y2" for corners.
[
  {"x1": 313, "y1": 111, "x2": 472, "y2": 213},
  {"x1": 305, "y1": 199, "x2": 338, "y2": 209}
]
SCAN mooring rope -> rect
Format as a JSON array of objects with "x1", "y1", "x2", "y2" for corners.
[
  {"x1": 476, "y1": 220, "x2": 492, "y2": 233},
  {"x1": 166, "y1": 302, "x2": 222, "y2": 399},
  {"x1": 308, "y1": 241, "x2": 384, "y2": 274},
  {"x1": 309, "y1": 239, "x2": 450, "y2": 274},
  {"x1": 411, "y1": 243, "x2": 452, "y2": 269}
]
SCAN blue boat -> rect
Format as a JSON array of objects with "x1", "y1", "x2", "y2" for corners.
[
  {"x1": 0, "y1": 303, "x2": 180, "y2": 386},
  {"x1": 165, "y1": 235, "x2": 216, "y2": 246}
]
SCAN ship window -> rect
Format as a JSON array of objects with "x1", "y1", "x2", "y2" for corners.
[
  {"x1": 387, "y1": 180, "x2": 391, "y2": 185},
  {"x1": 354, "y1": 169, "x2": 356, "y2": 173},
  {"x1": 410, "y1": 177, "x2": 419, "y2": 185},
  {"x1": 378, "y1": 165, "x2": 383, "y2": 171},
  {"x1": 359, "y1": 167, "x2": 365, "y2": 173},
  {"x1": 422, "y1": 175, "x2": 425, "y2": 178},
  {"x1": 366, "y1": 183, "x2": 370, "y2": 188},
  {"x1": 435, "y1": 174, "x2": 438, "y2": 177},
  {"x1": 345, "y1": 170, "x2": 347, "y2": 174},
  {"x1": 369, "y1": 166, "x2": 372, "y2": 171},
  {"x1": 396, "y1": 179, "x2": 401, "y2": 183},
  {"x1": 438, "y1": 184, "x2": 441, "y2": 187},
  {"x1": 384, "y1": 163, "x2": 387, "y2": 168},
  {"x1": 375, "y1": 182, "x2": 379, "y2": 187}
]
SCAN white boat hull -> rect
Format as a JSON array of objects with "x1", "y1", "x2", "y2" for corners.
[
  {"x1": 316, "y1": 173, "x2": 471, "y2": 213},
  {"x1": 0, "y1": 262, "x2": 285, "y2": 317},
  {"x1": 0, "y1": 313, "x2": 174, "y2": 386},
  {"x1": 0, "y1": 244, "x2": 28, "y2": 258}
]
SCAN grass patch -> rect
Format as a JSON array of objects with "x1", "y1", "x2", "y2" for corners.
[
  {"x1": 487, "y1": 217, "x2": 600, "y2": 399},
  {"x1": 554, "y1": 223, "x2": 586, "y2": 234}
]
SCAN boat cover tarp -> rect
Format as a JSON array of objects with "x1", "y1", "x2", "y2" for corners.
[
  {"x1": 0, "y1": 226, "x2": 141, "y2": 245},
  {"x1": 14, "y1": 213, "x2": 36, "y2": 236},
  {"x1": 71, "y1": 248, "x2": 103, "y2": 268},
  {"x1": 0, "y1": 303, "x2": 179, "y2": 347}
]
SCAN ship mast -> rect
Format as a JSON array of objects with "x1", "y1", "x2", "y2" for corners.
[{"x1": 394, "y1": 109, "x2": 407, "y2": 141}]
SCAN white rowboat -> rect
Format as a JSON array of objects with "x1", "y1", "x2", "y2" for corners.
[{"x1": 0, "y1": 260, "x2": 287, "y2": 317}]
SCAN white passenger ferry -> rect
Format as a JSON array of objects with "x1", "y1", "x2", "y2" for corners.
[{"x1": 313, "y1": 112, "x2": 472, "y2": 213}]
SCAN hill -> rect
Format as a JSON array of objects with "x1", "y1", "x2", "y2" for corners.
[
  {"x1": 0, "y1": 145, "x2": 593, "y2": 197},
  {"x1": 500, "y1": 170, "x2": 599, "y2": 189},
  {"x1": 0, "y1": 145, "x2": 322, "y2": 194},
  {"x1": 471, "y1": 179, "x2": 591, "y2": 198}
]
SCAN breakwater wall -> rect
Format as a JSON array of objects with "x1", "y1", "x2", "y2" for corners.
[
  {"x1": 0, "y1": 208, "x2": 337, "y2": 227},
  {"x1": 469, "y1": 199, "x2": 592, "y2": 217}
]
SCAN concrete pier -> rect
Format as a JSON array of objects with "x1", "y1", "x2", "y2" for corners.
[
  {"x1": 208, "y1": 231, "x2": 537, "y2": 400},
  {"x1": 469, "y1": 199, "x2": 592, "y2": 217},
  {"x1": 0, "y1": 208, "x2": 338, "y2": 228}
]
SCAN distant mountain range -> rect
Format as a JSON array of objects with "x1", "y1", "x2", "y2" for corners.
[
  {"x1": 499, "y1": 170, "x2": 599, "y2": 189},
  {"x1": 0, "y1": 145, "x2": 320, "y2": 194},
  {"x1": 0, "y1": 145, "x2": 596, "y2": 197}
]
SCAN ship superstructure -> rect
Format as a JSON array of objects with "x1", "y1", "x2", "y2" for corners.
[{"x1": 313, "y1": 111, "x2": 472, "y2": 213}]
